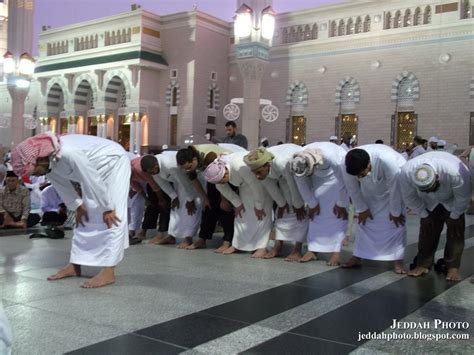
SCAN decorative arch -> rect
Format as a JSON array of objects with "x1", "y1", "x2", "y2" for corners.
[
  {"x1": 335, "y1": 76, "x2": 360, "y2": 105},
  {"x1": 391, "y1": 71, "x2": 420, "y2": 102},
  {"x1": 394, "y1": 10, "x2": 402, "y2": 28},
  {"x1": 424, "y1": 6, "x2": 432, "y2": 24},
  {"x1": 286, "y1": 81, "x2": 308, "y2": 106},
  {"x1": 46, "y1": 77, "x2": 70, "y2": 104},
  {"x1": 414, "y1": 7, "x2": 422, "y2": 25},
  {"x1": 207, "y1": 83, "x2": 220, "y2": 110},
  {"x1": 404, "y1": 9, "x2": 412, "y2": 26},
  {"x1": 385, "y1": 11, "x2": 392, "y2": 29},
  {"x1": 355, "y1": 16, "x2": 362, "y2": 33},
  {"x1": 73, "y1": 73, "x2": 99, "y2": 101},
  {"x1": 364, "y1": 15, "x2": 371, "y2": 32},
  {"x1": 347, "y1": 18, "x2": 354, "y2": 34},
  {"x1": 338, "y1": 19, "x2": 345, "y2": 36},
  {"x1": 103, "y1": 70, "x2": 132, "y2": 99},
  {"x1": 166, "y1": 80, "x2": 181, "y2": 107}
]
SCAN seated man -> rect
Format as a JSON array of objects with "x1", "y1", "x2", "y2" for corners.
[
  {"x1": 41, "y1": 183, "x2": 67, "y2": 226},
  {"x1": 0, "y1": 171, "x2": 40, "y2": 228}
]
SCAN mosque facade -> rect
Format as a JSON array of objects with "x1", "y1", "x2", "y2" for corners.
[{"x1": 0, "y1": 0, "x2": 473, "y2": 151}]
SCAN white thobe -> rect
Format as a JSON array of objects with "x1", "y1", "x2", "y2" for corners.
[
  {"x1": 409, "y1": 145, "x2": 426, "y2": 160},
  {"x1": 343, "y1": 144, "x2": 407, "y2": 261},
  {"x1": 400, "y1": 152, "x2": 471, "y2": 219},
  {"x1": 295, "y1": 142, "x2": 349, "y2": 252},
  {"x1": 264, "y1": 144, "x2": 308, "y2": 243},
  {"x1": 216, "y1": 152, "x2": 272, "y2": 251},
  {"x1": 153, "y1": 152, "x2": 201, "y2": 238},
  {"x1": 46, "y1": 134, "x2": 130, "y2": 267}
]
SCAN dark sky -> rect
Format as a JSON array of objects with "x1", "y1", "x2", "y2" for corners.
[{"x1": 33, "y1": 0, "x2": 343, "y2": 54}]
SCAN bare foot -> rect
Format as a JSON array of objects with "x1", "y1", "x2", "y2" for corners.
[
  {"x1": 177, "y1": 237, "x2": 193, "y2": 249},
  {"x1": 342, "y1": 235, "x2": 350, "y2": 246},
  {"x1": 299, "y1": 251, "x2": 317, "y2": 263},
  {"x1": 222, "y1": 246, "x2": 237, "y2": 255},
  {"x1": 81, "y1": 267, "x2": 115, "y2": 288},
  {"x1": 47, "y1": 264, "x2": 81, "y2": 280},
  {"x1": 407, "y1": 266, "x2": 429, "y2": 277},
  {"x1": 155, "y1": 236, "x2": 176, "y2": 245},
  {"x1": 215, "y1": 241, "x2": 231, "y2": 253},
  {"x1": 265, "y1": 241, "x2": 283, "y2": 259},
  {"x1": 148, "y1": 235, "x2": 163, "y2": 244},
  {"x1": 252, "y1": 248, "x2": 268, "y2": 259},
  {"x1": 446, "y1": 268, "x2": 461, "y2": 281},
  {"x1": 186, "y1": 238, "x2": 207, "y2": 250},
  {"x1": 342, "y1": 256, "x2": 362, "y2": 268},
  {"x1": 285, "y1": 250, "x2": 302, "y2": 262},
  {"x1": 327, "y1": 252, "x2": 341, "y2": 266},
  {"x1": 394, "y1": 260, "x2": 406, "y2": 274}
]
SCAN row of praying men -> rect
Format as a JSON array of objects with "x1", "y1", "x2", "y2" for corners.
[{"x1": 9, "y1": 133, "x2": 470, "y2": 288}]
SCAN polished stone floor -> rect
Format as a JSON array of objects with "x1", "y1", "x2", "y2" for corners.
[{"x1": 0, "y1": 215, "x2": 473, "y2": 354}]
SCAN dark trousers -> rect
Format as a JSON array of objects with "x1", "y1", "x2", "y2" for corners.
[
  {"x1": 141, "y1": 184, "x2": 171, "y2": 232},
  {"x1": 417, "y1": 204, "x2": 465, "y2": 269},
  {"x1": 198, "y1": 183, "x2": 234, "y2": 242},
  {"x1": 0, "y1": 212, "x2": 41, "y2": 228},
  {"x1": 41, "y1": 211, "x2": 67, "y2": 226}
]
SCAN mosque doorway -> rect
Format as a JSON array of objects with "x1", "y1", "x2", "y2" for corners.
[{"x1": 291, "y1": 115, "x2": 306, "y2": 145}]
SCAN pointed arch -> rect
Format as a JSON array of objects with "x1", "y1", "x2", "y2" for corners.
[
  {"x1": 286, "y1": 81, "x2": 308, "y2": 107},
  {"x1": 335, "y1": 76, "x2": 360, "y2": 105},
  {"x1": 391, "y1": 71, "x2": 420, "y2": 102}
]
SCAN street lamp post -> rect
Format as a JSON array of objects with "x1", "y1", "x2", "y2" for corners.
[
  {"x1": 234, "y1": 1, "x2": 275, "y2": 149},
  {"x1": 3, "y1": 51, "x2": 35, "y2": 147}
]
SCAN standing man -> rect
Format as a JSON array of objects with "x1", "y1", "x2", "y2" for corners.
[
  {"x1": 243, "y1": 145, "x2": 308, "y2": 261},
  {"x1": 400, "y1": 152, "x2": 470, "y2": 281},
  {"x1": 12, "y1": 133, "x2": 130, "y2": 288},
  {"x1": 409, "y1": 136, "x2": 427, "y2": 159},
  {"x1": 340, "y1": 133, "x2": 353, "y2": 151},
  {"x1": 329, "y1": 136, "x2": 339, "y2": 144},
  {"x1": 427, "y1": 137, "x2": 439, "y2": 151},
  {"x1": 223, "y1": 121, "x2": 248, "y2": 149},
  {"x1": 342, "y1": 144, "x2": 407, "y2": 274}
]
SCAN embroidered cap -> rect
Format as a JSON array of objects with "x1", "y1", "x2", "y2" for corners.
[{"x1": 412, "y1": 164, "x2": 436, "y2": 191}]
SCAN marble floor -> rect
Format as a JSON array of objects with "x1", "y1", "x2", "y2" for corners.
[{"x1": 0, "y1": 215, "x2": 473, "y2": 354}]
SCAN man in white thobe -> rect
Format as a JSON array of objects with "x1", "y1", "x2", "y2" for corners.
[
  {"x1": 400, "y1": 152, "x2": 470, "y2": 281},
  {"x1": 204, "y1": 152, "x2": 273, "y2": 258},
  {"x1": 12, "y1": 133, "x2": 130, "y2": 288},
  {"x1": 291, "y1": 142, "x2": 349, "y2": 266},
  {"x1": 342, "y1": 144, "x2": 407, "y2": 274},
  {"x1": 243, "y1": 145, "x2": 308, "y2": 261},
  {"x1": 152, "y1": 151, "x2": 202, "y2": 248}
]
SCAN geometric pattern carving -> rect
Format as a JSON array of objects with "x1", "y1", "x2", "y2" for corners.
[
  {"x1": 335, "y1": 76, "x2": 360, "y2": 105},
  {"x1": 391, "y1": 71, "x2": 419, "y2": 102},
  {"x1": 286, "y1": 81, "x2": 308, "y2": 106}
]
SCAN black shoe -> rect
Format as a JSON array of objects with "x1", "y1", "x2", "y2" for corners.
[{"x1": 129, "y1": 237, "x2": 143, "y2": 245}]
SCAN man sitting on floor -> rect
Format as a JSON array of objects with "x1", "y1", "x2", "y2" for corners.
[{"x1": 0, "y1": 171, "x2": 40, "y2": 228}]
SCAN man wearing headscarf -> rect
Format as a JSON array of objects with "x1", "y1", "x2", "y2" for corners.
[
  {"x1": 342, "y1": 144, "x2": 407, "y2": 274},
  {"x1": 400, "y1": 152, "x2": 470, "y2": 281},
  {"x1": 427, "y1": 137, "x2": 439, "y2": 151},
  {"x1": 204, "y1": 152, "x2": 273, "y2": 258},
  {"x1": 244, "y1": 144, "x2": 308, "y2": 261},
  {"x1": 291, "y1": 142, "x2": 349, "y2": 265},
  {"x1": 12, "y1": 133, "x2": 130, "y2": 288}
]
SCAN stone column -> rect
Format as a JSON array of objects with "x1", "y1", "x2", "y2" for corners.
[{"x1": 8, "y1": 84, "x2": 28, "y2": 147}]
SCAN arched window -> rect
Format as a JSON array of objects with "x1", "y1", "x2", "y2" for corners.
[
  {"x1": 111, "y1": 31, "x2": 116, "y2": 45},
  {"x1": 355, "y1": 16, "x2": 362, "y2": 33},
  {"x1": 423, "y1": 6, "x2": 431, "y2": 24},
  {"x1": 172, "y1": 87, "x2": 178, "y2": 107},
  {"x1": 105, "y1": 32, "x2": 110, "y2": 46},
  {"x1": 209, "y1": 89, "x2": 214, "y2": 109},
  {"x1": 127, "y1": 28, "x2": 132, "y2": 41},
  {"x1": 121, "y1": 29, "x2": 127, "y2": 43},
  {"x1": 311, "y1": 24, "x2": 318, "y2": 39},
  {"x1": 298, "y1": 26, "x2": 304, "y2": 41},
  {"x1": 290, "y1": 27, "x2": 297, "y2": 42},
  {"x1": 404, "y1": 9, "x2": 412, "y2": 26},
  {"x1": 364, "y1": 15, "x2": 371, "y2": 32},
  {"x1": 330, "y1": 20, "x2": 337, "y2": 37},
  {"x1": 338, "y1": 19, "x2": 345, "y2": 36},
  {"x1": 385, "y1": 11, "x2": 392, "y2": 29},
  {"x1": 303, "y1": 25, "x2": 311, "y2": 40},
  {"x1": 346, "y1": 18, "x2": 354, "y2": 34},
  {"x1": 281, "y1": 28, "x2": 288, "y2": 43},
  {"x1": 414, "y1": 7, "x2": 421, "y2": 25},
  {"x1": 394, "y1": 10, "x2": 402, "y2": 28},
  {"x1": 461, "y1": 0, "x2": 471, "y2": 19}
]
